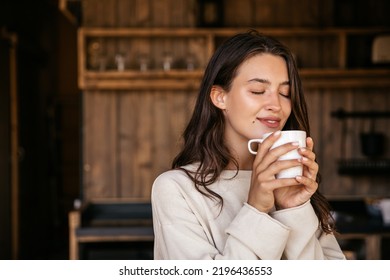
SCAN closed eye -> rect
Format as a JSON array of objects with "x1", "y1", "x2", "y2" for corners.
[
  {"x1": 279, "y1": 92, "x2": 290, "y2": 98},
  {"x1": 251, "y1": 91, "x2": 265, "y2": 95}
]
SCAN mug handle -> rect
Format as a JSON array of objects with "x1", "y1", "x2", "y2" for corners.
[{"x1": 248, "y1": 139, "x2": 264, "y2": 155}]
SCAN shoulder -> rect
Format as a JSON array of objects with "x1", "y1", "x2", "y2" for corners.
[
  {"x1": 152, "y1": 164, "x2": 198, "y2": 198},
  {"x1": 153, "y1": 163, "x2": 199, "y2": 187},
  {"x1": 151, "y1": 165, "x2": 205, "y2": 221}
]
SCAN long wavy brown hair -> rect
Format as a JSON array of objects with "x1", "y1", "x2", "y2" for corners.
[{"x1": 172, "y1": 30, "x2": 334, "y2": 234}]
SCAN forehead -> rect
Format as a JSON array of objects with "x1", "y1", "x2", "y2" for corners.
[
  {"x1": 233, "y1": 53, "x2": 289, "y2": 83},
  {"x1": 242, "y1": 53, "x2": 286, "y2": 71}
]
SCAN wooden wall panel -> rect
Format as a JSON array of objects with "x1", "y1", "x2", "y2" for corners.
[
  {"x1": 83, "y1": 90, "x2": 197, "y2": 201},
  {"x1": 83, "y1": 0, "x2": 117, "y2": 27},
  {"x1": 319, "y1": 89, "x2": 354, "y2": 196},
  {"x1": 114, "y1": 0, "x2": 153, "y2": 27},
  {"x1": 304, "y1": 88, "x2": 322, "y2": 172},
  {"x1": 83, "y1": 0, "x2": 196, "y2": 28},
  {"x1": 80, "y1": 0, "x2": 390, "y2": 202},
  {"x1": 84, "y1": 86, "x2": 390, "y2": 201},
  {"x1": 223, "y1": 0, "x2": 252, "y2": 27},
  {"x1": 279, "y1": 37, "x2": 338, "y2": 68},
  {"x1": 304, "y1": 87, "x2": 390, "y2": 198},
  {"x1": 224, "y1": 0, "x2": 327, "y2": 27},
  {"x1": 122, "y1": 92, "x2": 154, "y2": 198},
  {"x1": 83, "y1": 91, "x2": 118, "y2": 201}
]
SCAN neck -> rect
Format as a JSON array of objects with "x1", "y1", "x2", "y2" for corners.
[
  {"x1": 226, "y1": 146, "x2": 254, "y2": 170},
  {"x1": 223, "y1": 130, "x2": 254, "y2": 171}
]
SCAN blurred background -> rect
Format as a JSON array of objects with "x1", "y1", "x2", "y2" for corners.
[{"x1": 1, "y1": 0, "x2": 390, "y2": 260}]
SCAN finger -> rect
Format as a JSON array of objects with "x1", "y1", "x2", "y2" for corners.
[
  {"x1": 257, "y1": 177, "x2": 299, "y2": 191},
  {"x1": 255, "y1": 138, "x2": 302, "y2": 166},
  {"x1": 299, "y1": 147, "x2": 316, "y2": 161},
  {"x1": 299, "y1": 156, "x2": 318, "y2": 179},
  {"x1": 253, "y1": 131, "x2": 281, "y2": 164},
  {"x1": 306, "y1": 137, "x2": 314, "y2": 151},
  {"x1": 255, "y1": 145, "x2": 302, "y2": 176},
  {"x1": 299, "y1": 156, "x2": 318, "y2": 170},
  {"x1": 262, "y1": 158, "x2": 304, "y2": 179},
  {"x1": 295, "y1": 175, "x2": 318, "y2": 194}
]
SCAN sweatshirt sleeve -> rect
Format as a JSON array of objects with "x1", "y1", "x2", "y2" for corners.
[
  {"x1": 151, "y1": 172, "x2": 292, "y2": 260},
  {"x1": 270, "y1": 200, "x2": 346, "y2": 260},
  {"x1": 224, "y1": 203, "x2": 291, "y2": 259}
]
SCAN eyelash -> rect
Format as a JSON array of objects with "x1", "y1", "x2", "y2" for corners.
[
  {"x1": 251, "y1": 91, "x2": 290, "y2": 98},
  {"x1": 280, "y1": 93, "x2": 290, "y2": 98},
  {"x1": 251, "y1": 91, "x2": 265, "y2": 95}
]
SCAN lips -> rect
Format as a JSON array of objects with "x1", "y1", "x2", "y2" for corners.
[{"x1": 258, "y1": 117, "x2": 281, "y2": 128}]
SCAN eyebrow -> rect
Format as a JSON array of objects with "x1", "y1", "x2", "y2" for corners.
[{"x1": 247, "y1": 78, "x2": 290, "y2": 86}]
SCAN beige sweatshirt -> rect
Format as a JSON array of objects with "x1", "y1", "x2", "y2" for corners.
[{"x1": 151, "y1": 164, "x2": 345, "y2": 260}]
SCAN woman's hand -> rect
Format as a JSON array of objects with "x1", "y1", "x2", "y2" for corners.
[
  {"x1": 247, "y1": 132, "x2": 318, "y2": 213},
  {"x1": 273, "y1": 137, "x2": 318, "y2": 210}
]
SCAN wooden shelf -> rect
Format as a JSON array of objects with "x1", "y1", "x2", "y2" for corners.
[
  {"x1": 84, "y1": 69, "x2": 204, "y2": 78},
  {"x1": 82, "y1": 70, "x2": 203, "y2": 90},
  {"x1": 82, "y1": 76, "x2": 202, "y2": 91},
  {"x1": 300, "y1": 68, "x2": 390, "y2": 88},
  {"x1": 78, "y1": 27, "x2": 390, "y2": 90},
  {"x1": 81, "y1": 68, "x2": 390, "y2": 90}
]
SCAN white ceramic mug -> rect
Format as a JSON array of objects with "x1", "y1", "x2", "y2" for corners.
[{"x1": 248, "y1": 130, "x2": 307, "y2": 178}]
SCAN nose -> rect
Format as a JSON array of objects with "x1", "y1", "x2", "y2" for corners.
[{"x1": 264, "y1": 92, "x2": 282, "y2": 111}]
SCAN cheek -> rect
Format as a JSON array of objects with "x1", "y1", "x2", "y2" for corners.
[
  {"x1": 282, "y1": 99, "x2": 292, "y2": 116},
  {"x1": 226, "y1": 91, "x2": 254, "y2": 114},
  {"x1": 281, "y1": 99, "x2": 292, "y2": 126},
  {"x1": 225, "y1": 96, "x2": 256, "y2": 127},
  {"x1": 236, "y1": 99, "x2": 259, "y2": 123}
]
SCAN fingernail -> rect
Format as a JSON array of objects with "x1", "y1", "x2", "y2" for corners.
[
  {"x1": 298, "y1": 157, "x2": 307, "y2": 163},
  {"x1": 274, "y1": 131, "x2": 281, "y2": 136},
  {"x1": 292, "y1": 141, "x2": 300, "y2": 146}
]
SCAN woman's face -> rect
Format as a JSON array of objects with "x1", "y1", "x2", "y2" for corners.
[{"x1": 220, "y1": 53, "x2": 292, "y2": 149}]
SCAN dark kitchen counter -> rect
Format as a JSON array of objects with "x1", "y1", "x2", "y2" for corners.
[
  {"x1": 328, "y1": 199, "x2": 390, "y2": 259},
  {"x1": 330, "y1": 199, "x2": 390, "y2": 233}
]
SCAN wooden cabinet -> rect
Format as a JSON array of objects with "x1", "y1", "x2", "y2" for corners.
[
  {"x1": 78, "y1": 28, "x2": 213, "y2": 90},
  {"x1": 78, "y1": 27, "x2": 390, "y2": 91}
]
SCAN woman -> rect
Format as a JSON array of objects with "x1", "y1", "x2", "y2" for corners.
[{"x1": 151, "y1": 30, "x2": 345, "y2": 260}]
